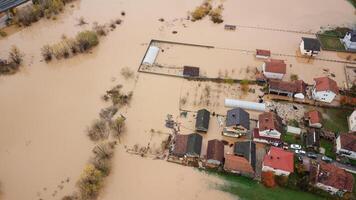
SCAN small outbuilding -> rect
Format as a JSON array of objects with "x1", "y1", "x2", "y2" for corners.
[
  {"x1": 304, "y1": 110, "x2": 323, "y2": 128},
  {"x1": 142, "y1": 45, "x2": 159, "y2": 65},
  {"x1": 256, "y1": 49, "x2": 271, "y2": 59},
  {"x1": 268, "y1": 79, "x2": 307, "y2": 99},
  {"x1": 342, "y1": 30, "x2": 356, "y2": 52},
  {"x1": 234, "y1": 141, "x2": 256, "y2": 171},
  {"x1": 186, "y1": 133, "x2": 203, "y2": 157},
  {"x1": 300, "y1": 37, "x2": 321, "y2": 56},
  {"x1": 183, "y1": 66, "x2": 200, "y2": 77},
  {"x1": 195, "y1": 109, "x2": 210, "y2": 133},
  {"x1": 206, "y1": 139, "x2": 224, "y2": 167},
  {"x1": 262, "y1": 59, "x2": 286, "y2": 80},
  {"x1": 223, "y1": 108, "x2": 250, "y2": 137},
  {"x1": 172, "y1": 134, "x2": 189, "y2": 157}
]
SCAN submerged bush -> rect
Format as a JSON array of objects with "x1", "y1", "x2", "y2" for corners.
[
  {"x1": 76, "y1": 30, "x2": 99, "y2": 52},
  {"x1": 8, "y1": 46, "x2": 24, "y2": 65},
  {"x1": 109, "y1": 116, "x2": 126, "y2": 138},
  {"x1": 77, "y1": 164, "x2": 104, "y2": 200},
  {"x1": 41, "y1": 45, "x2": 53, "y2": 61},
  {"x1": 87, "y1": 119, "x2": 109, "y2": 141},
  {"x1": 209, "y1": 5, "x2": 224, "y2": 24},
  {"x1": 191, "y1": 1, "x2": 212, "y2": 21},
  {"x1": 104, "y1": 85, "x2": 133, "y2": 106}
]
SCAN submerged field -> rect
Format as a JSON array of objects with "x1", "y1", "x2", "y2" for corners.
[{"x1": 0, "y1": 0, "x2": 355, "y2": 199}]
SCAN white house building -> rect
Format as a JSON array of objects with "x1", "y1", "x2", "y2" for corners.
[
  {"x1": 336, "y1": 132, "x2": 356, "y2": 160},
  {"x1": 348, "y1": 110, "x2": 356, "y2": 132},
  {"x1": 300, "y1": 37, "x2": 321, "y2": 56},
  {"x1": 342, "y1": 30, "x2": 356, "y2": 52},
  {"x1": 312, "y1": 77, "x2": 339, "y2": 103},
  {"x1": 258, "y1": 112, "x2": 283, "y2": 139},
  {"x1": 304, "y1": 110, "x2": 323, "y2": 128},
  {"x1": 262, "y1": 59, "x2": 286, "y2": 80},
  {"x1": 262, "y1": 147, "x2": 294, "y2": 176}
]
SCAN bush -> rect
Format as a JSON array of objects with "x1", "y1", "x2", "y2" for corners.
[
  {"x1": 77, "y1": 164, "x2": 104, "y2": 200},
  {"x1": 191, "y1": 1, "x2": 212, "y2": 21},
  {"x1": 209, "y1": 5, "x2": 223, "y2": 23},
  {"x1": 76, "y1": 30, "x2": 99, "y2": 52},
  {"x1": 288, "y1": 119, "x2": 299, "y2": 127},
  {"x1": 120, "y1": 67, "x2": 134, "y2": 79},
  {"x1": 240, "y1": 79, "x2": 249, "y2": 93},
  {"x1": 104, "y1": 85, "x2": 133, "y2": 106},
  {"x1": 0, "y1": 30, "x2": 7, "y2": 37},
  {"x1": 41, "y1": 45, "x2": 53, "y2": 61},
  {"x1": 8, "y1": 46, "x2": 24, "y2": 65},
  {"x1": 109, "y1": 116, "x2": 125, "y2": 138},
  {"x1": 92, "y1": 22, "x2": 107, "y2": 36},
  {"x1": 261, "y1": 171, "x2": 276, "y2": 188},
  {"x1": 87, "y1": 119, "x2": 109, "y2": 141},
  {"x1": 275, "y1": 175, "x2": 288, "y2": 187},
  {"x1": 290, "y1": 74, "x2": 298, "y2": 81}
]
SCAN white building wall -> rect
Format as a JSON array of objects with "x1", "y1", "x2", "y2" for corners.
[
  {"x1": 342, "y1": 33, "x2": 356, "y2": 50},
  {"x1": 312, "y1": 89, "x2": 336, "y2": 103},
  {"x1": 259, "y1": 129, "x2": 281, "y2": 139},
  {"x1": 299, "y1": 40, "x2": 320, "y2": 56},
  {"x1": 336, "y1": 135, "x2": 356, "y2": 159},
  {"x1": 262, "y1": 165, "x2": 291, "y2": 176},
  {"x1": 315, "y1": 183, "x2": 339, "y2": 194},
  {"x1": 348, "y1": 110, "x2": 356, "y2": 131}
]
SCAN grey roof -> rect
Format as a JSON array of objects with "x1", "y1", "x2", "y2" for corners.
[
  {"x1": 195, "y1": 109, "x2": 210, "y2": 132},
  {"x1": 305, "y1": 129, "x2": 320, "y2": 147},
  {"x1": 302, "y1": 37, "x2": 321, "y2": 51},
  {"x1": 348, "y1": 31, "x2": 356, "y2": 42},
  {"x1": 0, "y1": 0, "x2": 29, "y2": 13},
  {"x1": 186, "y1": 133, "x2": 202, "y2": 156},
  {"x1": 226, "y1": 108, "x2": 250, "y2": 129},
  {"x1": 234, "y1": 141, "x2": 256, "y2": 170}
]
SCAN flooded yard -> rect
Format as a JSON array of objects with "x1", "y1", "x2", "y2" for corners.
[{"x1": 0, "y1": 0, "x2": 355, "y2": 199}]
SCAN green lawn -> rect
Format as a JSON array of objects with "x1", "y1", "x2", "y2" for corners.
[
  {"x1": 281, "y1": 133, "x2": 301, "y2": 145},
  {"x1": 322, "y1": 108, "x2": 353, "y2": 133},
  {"x1": 204, "y1": 171, "x2": 325, "y2": 200},
  {"x1": 320, "y1": 139, "x2": 336, "y2": 159},
  {"x1": 317, "y1": 34, "x2": 345, "y2": 51}
]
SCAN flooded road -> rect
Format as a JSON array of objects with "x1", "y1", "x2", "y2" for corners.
[{"x1": 0, "y1": 0, "x2": 355, "y2": 199}]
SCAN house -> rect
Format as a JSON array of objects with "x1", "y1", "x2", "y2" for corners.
[
  {"x1": 234, "y1": 141, "x2": 256, "y2": 171},
  {"x1": 262, "y1": 147, "x2": 294, "y2": 176},
  {"x1": 304, "y1": 110, "x2": 323, "y2": 128},
  {"x1": 305, "y1": 129, "x2": 320, "y2": 150},
  {"x1": 172, "y1": 134, "x2": 189, "y2": 157},
  {"x1": 206, "y1": 139, "x2": 224, "y2": 167},
  {"x1": 195, "y1": 109, "x2": 210, "y2": 133},
  {"x1": 223, "y1": 108, "x2": 250, "y2": 137},
  {"x1": 183, "y1": 66, "x2": 200, "y2": 77},
  {"x1": 256, "y1": 49, "x2": 271, "y2": 59},
  {"x1": 312, "y1": 77, "x2": 339, "y2": 103},
  {"x1": 224, "y1": 154, "x2": 255, "y2": 177},
  {"x1": 300, "y1": 37, "x2": 321, "y2": 56},
  {"x1": 258, "y1": 112, "x2": 284, "y2": 139},
  {"x1": 336, "y1": 132, "x2": 356, "y2": 160},
  {"x1": 262, "y1": 59, "x2": 286, "y2": 80},
  {"x1": 310, "y1": 162, "x2": 354, "y2": 195},
  {"x1": 253, "y1": 128, "x2": 282, "y2": 145},
  {"x1": 342, "y1": 30, "x2": 356, "y2": 52},
  {"x1": 186, "y1": 133, "x2": 203, "y2": 157},
  {"x1": 348, "y1": 110, "x2": 356, "y2": 131},
  {"x1": 268, "y1": 79, "x2": 307, "y2": 99}
]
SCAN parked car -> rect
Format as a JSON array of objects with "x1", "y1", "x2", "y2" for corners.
[
  {"x1": 290, "y1": 144, "x2": 302, "y2": 150},
  {"x1": 307, "y1": 152, "x2": 318, "y2": 159},
  {"x1": 295, "y1": 150, "x2": 306, "y2": 155},
  {"x1": 321, "y1": 156, "x2": 333, "y2": 163}
]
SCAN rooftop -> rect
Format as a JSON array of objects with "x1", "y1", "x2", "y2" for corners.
[
  {"x1": 173, "y1": 134, "x2": 189, "y2": 156},
  {"x1": 339, "y1": 132, "x2": 356, "y2": 152},
  {"x1": 195, "y1": 109, "x2": 210, "y2": 132},
  {"x1": 206, "y1": 139, "x2": 224, "y2": 162},
  {"x1": 186, "y1": 133, "x2": 203, "y2": 156},
  {"x1": 269, "y1": 79, "x2": 306, "y2": 93},
  {"x1": 224, "y1": 154, "x2": 254, "y2": 174},
  {"x1": 314, "y1": 77, "x2": 339, "y2": 94},
  {"x1": 226, "y1": 108, "x2": 250, "y2": 129},
  {"x1": 305, "y1": 129, "x2": 320, "y2": 147},
  {"x1": 263, "y1": 147, "x2": 294, "y2": 173},
  {"x1": 304, "y1": 110, "x2": 322, "y2": 124},
  {"x1": 258, "y1": 112, "x2": 283, "y2": 133},
  {"x1": 264, "y1": 59, "x2": 286, "y2": 74},
  {"x1": 234, "y1": 141, "x2": 256, "y2": 170},
  {"x1": 316, "y1": 162, "x2": 354, "y2": 192},
  {"x1": 0, "y1": 0, "x2": 29, "y2": 13},
  {"x1": 302, "y1": 37, "x2": 321, "y2": 51}
]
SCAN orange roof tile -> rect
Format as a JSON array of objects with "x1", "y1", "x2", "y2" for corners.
[{"x1": 263, "y1": 147, "x2": 294, "y2": 173}]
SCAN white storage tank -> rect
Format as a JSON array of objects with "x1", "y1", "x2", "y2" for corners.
[
  {"x1": 224, "y1": 98, "x2": 266, "y2": 112},
  {"x1": 143, "y1": 45, "x2": 160, "y2": 65}
]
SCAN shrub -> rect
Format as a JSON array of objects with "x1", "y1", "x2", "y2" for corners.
[
  {"x1": 76, "y1": 30, "x2": 99, "y2": 52},
  {"x1": 92, "y1": 142, "x2": 115, "y2": 161},
  {"x1": 77, "y1": 164, "x2": 104, "y2": 200},
  {"x1": 0, "y1": 30, "x2": 7, "y2": 37},
  {"x1": 99, "y1": 106, "x2": 118, "y2": 121},
  {"x1": 120, "y1": 67, "x2": 134, "y2": 79},
  {"x1": 109, "y1": 116, "x2": 126, "y2": 138},
  {"x1": 275, "y1": 175, "x2": 288, "y2": 187},
  {"x1": 288, "y1": 119, "x2": 299, "y2": 127},
  {"x1": 191, "y1": 1, "x2": 212, "y2": 21},
  {"x1": 87, "y1": 119, "x2": 109, "y2": 141},
  {"x1": 262, "y1": 171, "x2": 276, "y2": 188},
  {"x1": 240, "y1": 79, "x2": 249, "y2": 93},
  {"x1": 104, "y1": 85, "x2": 133, "y2": 106},
  {"x1": 41, "y1": 45, "x2": 53, "y2": 61},
  {"x1": 290, "y1": 74, "x2": 298, "y2": 81},
  {"x1": 209, "y1": 5, "x2": 223, "y2": 23},
  {"x1": 92, "y1": 22, "x2": 107, "y2": 36},
  {"x1": 8, "y1": 46, "x2": 24, "y2": 65}
]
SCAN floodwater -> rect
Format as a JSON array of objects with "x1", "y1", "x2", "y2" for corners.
[{"x1": 0, "y1": 0, "x2": 355, "y2": 199}]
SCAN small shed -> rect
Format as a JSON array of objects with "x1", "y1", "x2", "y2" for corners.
[
  {"x1": 256, "y1": 49, "x2": 271, "y2": 59},
  {"x1": 206, "y1": 139, "x2": 224, "y2": 166},
  {"x1": 172, "y1": 134, "x2": 189, "y2": 157},
  {"x1": 224, "y1": 24, "x2": 236, "y2": 31},
  {"x1": 300, "y1": 37, "x2": 320, "y2": 56},
  {"x1": 186, "y1": 133, "x2": 203, "y2": 157},
  {"x1": 287, "y1": 126, "x2": 301, "y2": 135},
  {"x1": 183, "y1": 66, "x2": 200, "y2": 77},
  {"x1": 142, "y1": 45, "x2": 159, "y2": 65},
  {"x1": 195, "y1": 109, "x2": 210, "y2": 132}
]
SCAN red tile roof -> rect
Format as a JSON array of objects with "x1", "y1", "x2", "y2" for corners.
[
  {"x1": 269, "y1": 80, "x2": 306, "y2": 93},
  {"x1": 207, "y1": 139, "x2": 224, "y2": 162},
  {"x1": 264, "y1": 59, "x2": 286, "y2": 74},
  {"x1": 258, "y1": 112, "x2": 283, "y2": 133},
  {"x1": 317, "y1": 162, "x2": 354, "y2": 192},
  {"x1": 304, "y1": 110, "x2": 322, "y2": 124},
  {"x1": 263, "y1": 147, "x2": 294, "y2": 173},
  {"x1": 314, "y1": 77, "x2": 339, "y2": 94},
  {"x1": 224, "y1": 154, "x2": 254, "y2": 174},
  {"x1": 339, "y1": 132, "x2": 356, "y2": 152},
  {"x1": 256, "y1": 49, "x2": 271, "y2": 57},
  {"x1": 173, "y1": 134, "x2": 188, "y2": 156}
]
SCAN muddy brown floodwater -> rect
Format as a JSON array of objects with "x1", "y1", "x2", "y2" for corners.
[{"x1": 0, "y1": 0, "x2": 355, "y2": 199}]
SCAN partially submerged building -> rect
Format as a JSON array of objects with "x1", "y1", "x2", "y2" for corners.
[
  {"x1": 310, "y1": 162, "x2": 354, "y2": 195},
  {"x1": 300, "y1": 37, "x2": 321, "y2": 56},
  {"x1": 142, "y1": 45, "x2": 159, "y2": 66},
  {"x1": 304, "y1": 110, "x2": 323, "y2": 128},
  {"x1": 262, "y1": 147, "x2": 294, "y2": 176},
  {"x1": 234, "y1": 141, "x2": 256, "y2": 174},
  {"x1": 336, "y1": 132, "x2": 356, "y2": 160},
  {"x1": 172, "y1": 134, "x2": 189, "y2": 157},
  {"x1": 342, "y1": 30, "x2": 356, "y2": 52},
  {"x1": 186, "y1": 133, "x2": 203, "y2": 157},
  {"x1": 206, "y1": 139, "x2": 224, "y2": 167},
  {"x1": 268, "y1": 79, "x2": 307, "y2": 99},
  {"x1": 257, "y1": 112, "x2": 284, "y2": 139},
  {"x1": 224, "y1": 154, "x2": 255, "y2": 177},
  {"x1": 262, "y1": 59, "x2": 286, "y2": 80},
  {"x1": 312, "y1": 77, "x2": 339, "y2": 103},
  {"x1": 183, "y1": 66, "x2": 200, "y2": 77},
  {"x1": 253, "y1": 128, "x2": 281, "y2": 145},
  {"x1": 195, "y1": 109, "x2": 210, "y2": 133},
  {"x1": 256, "y1": 49, "x2": 271, "y2": 59},
  {"x1": 223, "y1": 108, "x2": 250, "y2": 137}
]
